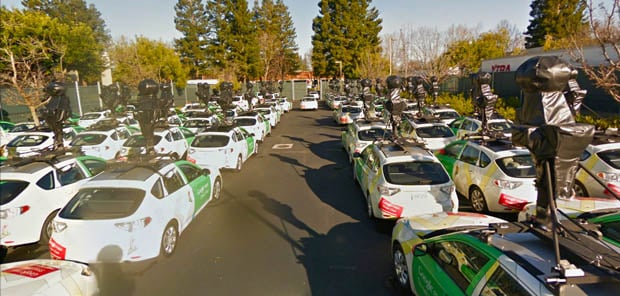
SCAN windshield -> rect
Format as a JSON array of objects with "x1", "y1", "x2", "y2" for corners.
[
  {"x1": 0, "y1": 180, "x2": 29, "y2": 205},
  {"x1": 383, "y1": 162, "x2": 450, "y2": 185},
  {"x1": 191, "y1": 134, "x2": 230, "y2": 148},
  {"x1": 123, "y1": 135, "x2": 163, "y2": 147},
  {"x1": 489, "y1": 121, "x2": 512, "y2": 132},
  {"x1": 7, "y1": 134, "x2": 48, "y2": 147},
  {"x1": 436, "y1": 111, "x2": 459, "y2": 119},
  {"x1": 234, "y1": 118, "x2": 256, "y2": 126},
  {"x1": 358, "y1": 128, "x2": 391, "y2": 141},
  {"x1": 416, "y1": 126, "x2": 455, "y2": 138},
  {"x1": 598, "y1": 149, "x2": 620, "y2": 170},
  {"x1": 59, "y1": 188, "x2": 145, "y2": 219},
  {"x1": 496, "y1": 155, "x2": 536, "y2": 178},
  {"x1": 71, "y1": 134, "x2": 106, "y2": 146}
]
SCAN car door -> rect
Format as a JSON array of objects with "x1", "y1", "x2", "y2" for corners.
[
  {"x1": 436, "y1": 141, "x2": 466, "y2": 178},
  {"x1": 354, "y1": 146, "x2": 372, "y2": 188},
  {"x1": 162, "y1": 167, "x2": 194, "y2": 230},
  {"x1": 176, "y1": 162, "x2": 211, "y2": 216},
  {"x1": 233, "y1": 129, "x2": 249, "y2": 161},
  {"x1": 454, "y1": 144, "x2": 481, "y2": 196},
  {"x1": 240, "y1": 128, "x2": 255, "y2": 156},
  {"x1": 171, "y1": 128, "x2": 188, "y2": 157}
]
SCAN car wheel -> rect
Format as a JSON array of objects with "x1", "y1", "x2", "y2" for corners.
[
  {"x1": 469, "y1": 187, "x2": 488, "y2": 213},
  {"x1": 160, "y1": 221, "x2": 178, "y2": 257},
  {"x1": 393, "y1": 244, "x2": 412, "y2": 293},
  {"x1": 212, "y1": 177, "x2": 222, "y2": 201},
  {"x1": 39, "y1": 211, "x2": 58, "y2": 244},
  {"x1": 254, "y1": 142, "x2": 259, "y2": 155},
  {"x1": 573, "y1": 180, "x2": 588, "y2": 197},
  {"x1": 366, "y1": 194, "x2": 375, "y2": 219},
  {"x1": 235, "y1": 155, "x2": 243, "y2": 172}
]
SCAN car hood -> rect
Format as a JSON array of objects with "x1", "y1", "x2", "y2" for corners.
[{"x1": 397, "y1": 212, "x2": 507, "y2": 235}]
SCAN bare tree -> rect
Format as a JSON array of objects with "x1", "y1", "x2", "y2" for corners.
[{"x1": 570, "y1": 0, "x2": 620, "y2": 103}]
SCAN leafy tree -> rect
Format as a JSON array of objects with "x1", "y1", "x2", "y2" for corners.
[
  {"x1": 174, "y1": 0, "x2": 210, "y2": 79},
  {"x1": 252, "y1": 0, "x2": 299, "y2": 81},
  {"x1": 0, "y1": 8, "x2": 99, "y2": 124},
  {"x1": 206, "y1": 0, "x2": 260, "y2": 82},
  {"x1": 311, "y1": 0, "x2": 382, "y2": 79},
  {"x1": 525, "y1": 0, "x2": 587, "y2": 49},
  {"x1": 444, "y1": 28, "x2": 513, "y2": 74},
  {"x1": 108, "y1": 36, "x2": 188, "y2": 88},
  {"x1": 21, "y1": 0, "x2": 109, "y2": 82}
]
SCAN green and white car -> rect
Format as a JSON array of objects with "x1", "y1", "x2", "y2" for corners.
[{"x1": 187, "y1": 126, "x2": 258, "y2": 172}]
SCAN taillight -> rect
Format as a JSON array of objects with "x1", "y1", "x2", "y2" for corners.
[
  {"x1": 597, "y1": 171, "x2": 619, "y2": 182},
  {"x1": 52, "y1": 220, "x2": 67, "y2": 233},
  {"x1": 115, "y1": 217, "x2": 152, "y2": 232},
  {"x1": 493, "y1": 179, "x2": 522, "y2": 189},
  {"x1": 499, "y1": 193, "x2": 528, "y2": 210},
  {"x1": 187, "y1": 155, "x2": 196, "y2": 163},
  {"x1": 0, "y1": 205, "x2": 30, "y2": 219},
  {"x1": 605, "y1": 183, "x2": 620, "y2": 196}
]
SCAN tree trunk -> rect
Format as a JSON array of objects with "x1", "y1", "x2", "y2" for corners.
[{"x1": 29, "y1": 105, "x2": 41, "y2": 126}]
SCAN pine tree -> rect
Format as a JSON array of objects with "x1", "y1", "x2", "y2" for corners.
[
  {"x1": 252, "y1": 0, "x2": 299, "y2": 81},
  {"x1": 206, "y1": 0, "x2": 260, "y2": 81},
  {"x1": 311, "y1": 0, "x2": 382, "y2": 78},
  {"x1": 174, "y1": 0, "x2": 210, "y2": 79},
  {"x1": 525, "y1": 0, "x2": 587, "y2": 49}
]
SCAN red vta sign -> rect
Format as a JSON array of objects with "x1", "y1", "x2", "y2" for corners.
[{"x1": 491, "y1": 64, "x2": 511, "y2": 72}]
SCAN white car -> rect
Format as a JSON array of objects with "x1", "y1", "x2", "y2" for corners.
[
  {"x1": 77, "y1": 110, "x2": 111, "y2": 128},
  {"x1": 333, "y1": 104, "x2": 365, "y2": 125},
  {"x1": 341, "y1": 119, "x2": 392, "y2": 162},
  {"x1": 400, "y1": 118, "x2": 457, "y2": 151},
  {"x1": 231, "y1": 96, "x2": 250, "y2": 111},
  {"x1": 254, "y1": 105, "x2": 280, "y2": 127},
  {"x1": 233, "y1": 114, "x2": 269, "y2": 142},
  {"x1": 0, "y1": 154, "x2": 107, "y2": 248},
  {"x1": 69, "y1": 126, "x2": 134, "y2": 160},
  {"x1": 424, "y1": 106, "x2": 460, "y2": 125},
  {"x1": 1, "y1": 259, "x2": 98, "y2": 296},
  {"x1": 328, "y1": 96, "x2": 347, "y2": 110},
  {"x1": 300, "y1": 97, "x2": 319, "y2": 110},
  {"x1": 449, "y1": 116, "x2": 513, "y2": 139},
  {"x1": 353, "y1": 139, "x2": 458, "y2": 219},
  {"x1": 118, "y1": 127, "x2": 189, "y2": 160},
  {"x1": 4, "y1": 127, "x2": 78, "y2": 158},
  {"x1": 278, "y1": 97, "x2": 292, "y2": 112},
  {"x1": 187, "y1": 126, "x2": 258, "y2": 171},
  {"x1": 182, "y1": 117, "x2": 220, "y2": 134},
  {"x1": 49, "y1": 159, "x2": 222, "y2": 264},
  {"x1": 574, "y1": 141, "x2": 620, "y2": 198}
]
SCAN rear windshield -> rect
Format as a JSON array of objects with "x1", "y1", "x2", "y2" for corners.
[
  {"x1": 234, "y1": 118, "x2": 256, "y2": 126},
  {"x1": 81, "y1": 113, "x2": 102, "y2": 120},
  {"x1": 7, "y1": 135, "x2": 48, "y2": 147},
  {"x1": 416, "y1": 126, "x2": 454, "y2": 138},
  {"x1": 302, "y1": 98, "x2": 315, "y2": 102},
  {"x1": 489, "y1": 122, "x2": 512, "y2": 132},
  {"x1": 436, "y1": 111, "x2": 459, "y2": 119},
  {"x1": 0, "y1": 180, "x2": 29, "y2": 205},
  {"x1": 124, "y1": 135, "x2": 162, "y2": 147},
  {"x1": 71, "y1": 134, "x2": 106, "y2": 146},
  {"x1": 59, "y1": 188, "x2": 145, "y2": 219},
  {"x1": 184, "y1": 120, "x2": 211, "y2": 128},
  {"x1": 383, "y1": 162, "x2": 450, "y2": 185},
  {"x1": 342, "y1": 106, "x2": 362, "y2": 113},
  {"x1": 358, "y1": 128, "x2": 391, "y2": 141},
  {"x1": 192, "y1": 135, "x2": 230, "y2": 148},
  {"x1": 496, "y1": 155, "x2": 536, "y2": 178},
  {"x1": 598, "y1": 149, "x2": 620, "y2": 169}
]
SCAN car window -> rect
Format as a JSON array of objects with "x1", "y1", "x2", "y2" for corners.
[
  {"x1": 163, "y1": 168, "x2": 185, "y2": 193},
  {"x1": 429, "y1": 241, "x2": 490, "y2": 292},
  {"x1": 80, "y1": 158, "x2": 107, "y2": 176},
  {"x1": 462, "y1": 120, "x2": 478, "y2": 131},
  {"x1": 579, "y1": 150, "x2": 591, "y2": 161},
  {"x1": 481, "y1": 266, "x2": 532, "y2": 296},
  {"x1": 444, "y1": 143, "x2": 465, "y2": 158},
  {"x1": 459, "y1": 145, "x2": 479, "y2": 165},
  {"x1": 178, "y1": 163, "x2": 203, "y2": 182},
  {"x1": 416, "y1": 126, "x2": 454, "y2": 138},
  {"x1": 192, "y1": 135, "x2": 230, "y2": 148},
  {"x1": 172, "y1": 129, "x2": 184, "y2": 141},
  {"x1": 58, "y1": 164, "x2": 86, "y2": 185},
  {"x1": 118, "y1": 129, "x2": 131, "y2": 139},
  {"x1": 383, "y1": 161, "x2": 450, "y2": 185},
  {"x1": 358, "y1": 128, "x2": 391, "y2": 141},
  {"x1": 36, "y1": 171, "x2": 55, "y2": 190},
  {"x1": 59, "y1": 188, "x2": 145, "y2": 219},
  {"x1": 71, "y1": 134, "x2": 106, "y2": 146},
  {"x1": 110, "y1": 132, "x2": 119, "y2": 141},
  {"x1": 599, "y1": 220, "x2": 620, "y2": 245},
  {"x1": 449, "y1": 118, "x2": 464, "y2": 128},
  {"x1": 151, "y1": 179, "x2": 165, "y2": 199},
  {"x1": 0, "y1": 180, "x2": 29, "y2": 205},
  {"x1": 598, "y1": 148, "x2": 620, "y2": 170},
  {"x1": 496, "y1": 155, "x2": 536, "y2": 178},
  {"x1": 479, "y1": 152, "x2": 491, "y2": 167}
]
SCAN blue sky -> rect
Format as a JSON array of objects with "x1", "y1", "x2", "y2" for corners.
[{"x1": 3, "y1": 0, "x2": 533, "y2": 54}]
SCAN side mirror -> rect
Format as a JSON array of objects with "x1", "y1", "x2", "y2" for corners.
[
  {"x1": 352, "y1": 152, "x2": 361, "y2": 158},
  {"x1": 201, "y1": 168, "x2": 211, "y2": 175},
  {"x1": 413, "y1": 243, "x2": 428, "y2": 257}
]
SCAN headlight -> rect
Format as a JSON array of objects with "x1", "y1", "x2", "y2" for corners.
[{"x1": 493, "y1": 179, "x2": 522, "y2": 189}]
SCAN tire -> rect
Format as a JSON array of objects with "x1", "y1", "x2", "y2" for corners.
[
  {"x1": 39, "y1": 211, "x2": 58, "y2": 244},
  {"x1": 235, "y1": 155, "x2": 243, "y2": 172},
  {"x1": 254, "y1": 142, "x2": 259, "y2": 155},
  {"x1": 160, "y1": 221, "x2": 179, "y2": 257},
  {"x1": 212, "y1": 177, "x2": 222, "y2": 201},
  {"x1": 366, "y1": 194, "x2": 375, "y2": 219},
  {"x1": 393, "y1": 244, "x2": 412, "y2": 294},
  {"x1": 573, "y1": 181, "x2": 588, "y2": 197},
  {"x1": 469, "y1": 187, "x2": 488, "y2": 213}
]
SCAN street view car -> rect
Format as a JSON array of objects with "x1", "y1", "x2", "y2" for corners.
[
  {"x1": 400, "y1": 116, "x2": 456, "y2": 151},
  {"x1": 233, "y1": 113, "x2": 269, "y2": 142},
  {"x1": 1, "y1": 259, "x2": 98, "y2": 296},
  {"x1": 436, "y1": 139, "x2": 537, "y2": 213},
  {"x1": 573, "y1": 140, "x2": 620, "y2": 198},
  {"x1": 299, "y1": 97, "x2": 319, "y2": 110},
  {"x1": 4, "y1": 127, "x2": 79, "y2": 158},
  {"x1": 187, "y1": 125, "x2": 258, "y2": 171},
  {"x1": 423, "y1": 105, "x2": 460, "y2": 125},
  {"x1": 328, "y1": 96, "x2": 347, "y2": 110},
  {"x1": 391, "y1": 212, "x2": 620, "y2": 295},
  {"x1": 333, "y1": 104, "x2": 365, "y2": 125},
  {"x1": 77, "y1": 110, "x2": 111, "y2": 129},
  {"x1": 353, "y1": 138, "x2": 458, "y2": 219},
  {"x1": 254, "y1": 105, "x2": 280, "y2": 127},
  {"x1": 182, "y1": 116, "x2": 220, "y2": 134},
  {"x1": 341, "y1": 119, "x2": 391, "y2": 162},
  {"x1": 49, "y1": 158, "x2": 222, "y2": 264},
  {"x1": 118, "y1": 126, "x2": 189, "y2": 160},
  {"x1": 0, "y1": 154, "x2": 106, "y2": 249},
  {"x1": 69, "y1": 126, "x2": 134, "y2": 160},
  {"x1": 449, "y1": 116, "x2": 513, "y2": 139}
]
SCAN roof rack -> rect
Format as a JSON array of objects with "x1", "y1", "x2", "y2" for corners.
[{"x1": 5, "y1": 149, "x2": 78, "y2": 168}]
